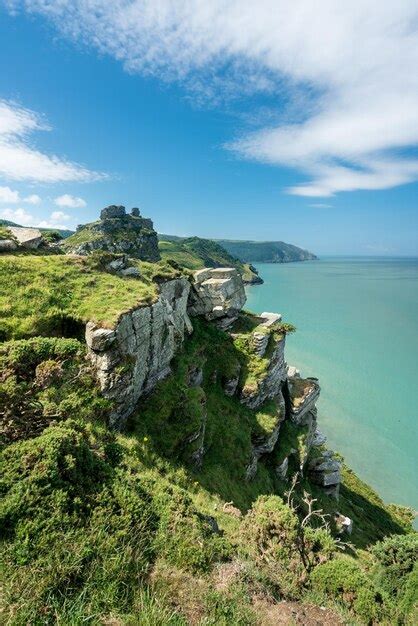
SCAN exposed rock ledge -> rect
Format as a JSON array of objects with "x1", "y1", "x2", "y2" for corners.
[
  {"x1": 86, "y1": 267, "x2": 246, "y2": 428},
  {"x1": 86, "y1": 277, "x2": 192, "y2": 427}
]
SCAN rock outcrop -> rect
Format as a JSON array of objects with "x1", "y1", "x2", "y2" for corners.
[
  {"x1": 8, "y1": 227, "x2": 43, "y2": 249},
  {"x1": 188, "y1": 268, "x2": 246, "y2": 328},
  {"x1": 246, "y1": 390, "x2": 286, "y2": 480},
  {"x1": 86, "y1": 277, "x2": 191, "y2": 427},
  {"x1": 65, "y1": 205, "x2": 160, "y2": 261}
]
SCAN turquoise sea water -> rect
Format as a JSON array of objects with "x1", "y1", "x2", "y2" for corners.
[{"x1": 245, "y1": 257, "x2": 418, "y2": 515}]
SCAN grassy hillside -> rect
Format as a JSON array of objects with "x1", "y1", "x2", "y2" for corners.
[
  {"x1": 217, "y1": 239, "x2": 317, "y2": 263},
  {"x1": 1, "y1": 309, "x2": 416, "y2": 623},
  {"x1": 159, "y1": 235, "x2": 262, "y2": 283},
  {"x1": 0, "y1": 254, "x2": 181, "y2": 340}
]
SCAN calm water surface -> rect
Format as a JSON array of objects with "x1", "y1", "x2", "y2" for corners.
[{"x1": 246, "y1": 257, "x2": 418, "y2": 514}]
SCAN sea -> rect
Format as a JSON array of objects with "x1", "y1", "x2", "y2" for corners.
[{"x1": 245, "y1": 257, "x2": 418, "y2": 517}]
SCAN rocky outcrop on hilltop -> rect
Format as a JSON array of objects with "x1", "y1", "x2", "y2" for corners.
[{"x1": 64, "y1": 205, "x2": 160, "y2": 261}]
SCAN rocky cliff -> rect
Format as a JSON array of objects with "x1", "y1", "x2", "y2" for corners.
[
  {"x1": 84, "y1": 263, "x2": 342, "y2": 501},
  {"x1": 63, "y1": 205, "x2": 160, "y2": 261}
]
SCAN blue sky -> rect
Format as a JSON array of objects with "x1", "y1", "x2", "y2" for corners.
[{"x1": 0, "y1": 2, "x2": 417, "y2": 255}]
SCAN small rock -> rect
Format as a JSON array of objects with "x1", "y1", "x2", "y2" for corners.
[
  {"x1": 188, "y1": 365, "x2": 204, "y2": 387},
  {"x1": 276, "y1": 456, "x2": 289, "y2": 480},
  {"x1": 287, "y1": 365, "x2": 300, "y2": 378},
  {"x1": 85, "y1": 322, "x2": 116, "y2": 352},
  {"x1": 120, "y1": 266, "x2": 141, "y2": 277},
  {"x1": 106, "y1": 256, "x2": 128, "y2": 272},
  {"x1": 0, "y1": 239, "x2": 18, "y2": 251}
]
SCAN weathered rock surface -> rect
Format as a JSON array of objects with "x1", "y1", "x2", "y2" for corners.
[
  {"x1": 308, "y1": 449, "x2": 342, "y2": 498},
  {"x1": 276, "y1": 456, "x2": 289, "y2": 481},
  {"x1": 288, "y1": 376, "x2": 320, "y2": 425},
  {"x1": 246, "y1": 390, "x2": 286, "y2": 480},
  {"x1": 86, "y1": 277, "x2": 191, "y2": 427},
  {"x1": 240, "y1": 335, "x2": 287, "y2": 409},
  {"x1": 8, "y1": 226, "x2": 43, "y2": 249},
  {"x1": 66, "y1": 205, "x2": 160, "y2": 261},
  {"x1": 0, "y1": 239, "x2": 18, "y2": 251},
  {"x1": 188, "y1": 268, "x2": 246, "y2": 328}
]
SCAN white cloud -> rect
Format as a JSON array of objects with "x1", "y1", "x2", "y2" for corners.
[
  {"x1": 54, "y1": 193, "x2": 86, "y2": 208},
  {"x1": 0, "y1": 99, "x2": 105, "y2": 183},
  {"x1": 50, "y1": 210, "x2": 70, "y2": 221},
  {"x1": 10, "y1": 0, "x2": 418, "y2": 196},
  {"x1": 23, "y1": 193, "x2": 42, "y2": 204},
  {"x1": 0, "y1": 206, "x2": 34, "y2": 225},
  {"x1": 0, "y1": 185, "x2": 19, "y2": 203},
  {"x1": 309, "y1": 203, "x2": 332, "y2": 209}
]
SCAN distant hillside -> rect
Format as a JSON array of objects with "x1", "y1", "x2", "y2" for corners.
[
  {"x1": 0, "y1": 219, "x2": 74, "y2": 239},
  {"x1": 217, "y1": 239, "x2": 317, "y2": 263},
  {"x1": 158, "y1": 235, "x2": 262, "y2": 284}
]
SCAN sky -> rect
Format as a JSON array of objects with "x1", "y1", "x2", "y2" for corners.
[{"x1": 0, "y1": 1, "x2": 417, "y2": 255}]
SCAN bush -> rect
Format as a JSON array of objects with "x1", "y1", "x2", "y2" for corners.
[
  {"x1": 311, "y1": 558, "x2": 388, "y2": 623},
  {"x1": 240, "y1": 495, "x2": 336, "y2": 598},
  {"x1": 42, "y1": 230, "x2": 63, "y2": 243},
  {"x1": 372, "y1": 534, "x2": 418, "y2": 623},
  {"x1": 0, "y1": 421, "x2": 157, "y2": 622},
  {"x1": 372, "y1": 533, "x2": 418, "y2": 596}
]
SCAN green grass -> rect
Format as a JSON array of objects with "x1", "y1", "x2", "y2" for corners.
[{"x1": 0, "y1": 254, "x2": 181, "y2": 339}]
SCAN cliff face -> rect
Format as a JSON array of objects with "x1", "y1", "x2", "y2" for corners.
[
  {"x1": 86, "y1": 277, "x2": 191, "y2": 427},
  {"x1": 86, "y1": 267, "x2": 247, "y2": 428},
  {"x1": 84, "y1": 265, "x2": 341, "y2": 499}
]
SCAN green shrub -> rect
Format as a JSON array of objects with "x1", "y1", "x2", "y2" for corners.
[
  {"x1": 372, "y1": 534, "x2": 418, "y2": 623},
  {"x1": 372, "y1": 533, "x2": 418, "y2": 594},
  {"x1": 152, "y1": 483, "x2": 229, "y2": 573},
  {"x1": 0, "y1": 421, "x2": 157, "y2": 623},
  {"x1": 240, "y1": 495, "x2": 335, "y2": 598},
  {"x1": 42, "y1": 230, "x2": 63, "y2": 243},
  {"x1": 311, "y1": 558, "x2": 388, "y2": 623}
]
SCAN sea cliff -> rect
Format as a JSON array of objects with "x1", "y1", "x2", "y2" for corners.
[{"x1": 0, "y1": 206, "x2": 415, "y2": 625}]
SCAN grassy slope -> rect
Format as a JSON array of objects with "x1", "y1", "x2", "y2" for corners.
[
  {"x1": 0, "y1": 254, "x2": 180, "y2": 339},
  {"x1": 0, "y1": 254, "x2": 415, "y2": 624},
  {"x1": 158, "y1": 236, "x2": 260, "y2": 283},
  {"x1": 1, "y1": 317, "x2": 414, "y2": 624}
]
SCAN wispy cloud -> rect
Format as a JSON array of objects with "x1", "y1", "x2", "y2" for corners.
[
  {"x1": 0, "y1": 99, "x2": 105, "y2": 183},
  {"x1": 54, "y1": 194, "x2": 86, "y2": 208},
  {"x1": 8, "y1": 1, "x2": 418, "y2": 196},
  {"x1": 309, "y1": 203, "x2": 332, "y2": 209}
]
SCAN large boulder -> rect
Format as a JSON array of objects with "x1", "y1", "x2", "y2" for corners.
[
  {"x1": 188, "y1": 267, "x2": 246, "y2": 328},
  {"x1": 8, "y1": 227, "x2": 43, "y2": 249}
]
